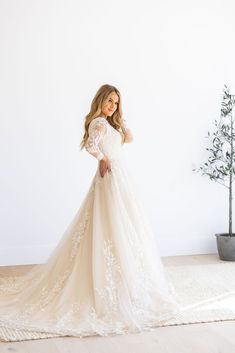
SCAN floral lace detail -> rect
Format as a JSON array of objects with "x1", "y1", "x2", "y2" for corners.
[
  {"x1": 0, "y1": 208, "x2": 90, "y2": 319},
  {"x1": 70, "y1": 209, "x2": 89, "y2": 259},
  {"x1": 0, "y1": 116, "x2": 182, "y2": 341},
  {"x1": 85, "y1": 118, "x2": 108, "y2": 161},
  {"x1": 0, "y1": 233, "x2": 180, "y2": 339},
  {"x1": 94, "y1": 239, "x2": 121, "y2": 313}
]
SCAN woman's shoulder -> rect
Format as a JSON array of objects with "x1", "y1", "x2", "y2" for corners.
[
  {"x1": 88, "y1": 117, "x2": 109, "y2": 132},
  {"x1": 93, "y1": 116, "x2": 108, "y2": 122},
  {"x1": 89, "y1": 116, "x2": 108, "y2": 127}
]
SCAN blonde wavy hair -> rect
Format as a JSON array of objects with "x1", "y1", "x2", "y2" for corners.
[{"x1": 80, "y1": 84, "x2": 126, "y2": 150}]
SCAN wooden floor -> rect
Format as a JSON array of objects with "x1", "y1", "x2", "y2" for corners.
[{"x1": 1, "y1": 253, "x2": 235, "y2": 353}]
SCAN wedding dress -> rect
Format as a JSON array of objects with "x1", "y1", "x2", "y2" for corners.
[{"x1": 0, "y1": 117, "x2": 182, "y2": 341}]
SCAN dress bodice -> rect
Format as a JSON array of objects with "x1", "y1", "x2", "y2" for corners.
[{"x1": 85, "y1": 117, "x2": 123, "y2": 161}]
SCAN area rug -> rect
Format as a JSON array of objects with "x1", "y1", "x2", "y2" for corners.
[{"x1": 1, "y1": 261, "x2": 235, "y2": 342}]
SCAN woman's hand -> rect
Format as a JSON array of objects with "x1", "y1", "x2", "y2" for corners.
[
  {"x1": 123, "y1": 128, "x2": 133, "y2": 143},
  {"x1": 99, "y1": 156, "x2": 112, "y2": 177}
]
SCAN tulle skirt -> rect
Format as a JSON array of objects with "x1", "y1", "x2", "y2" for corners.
[{"x1": 0, "y1": 157, "x2": 182, "y2": 340}]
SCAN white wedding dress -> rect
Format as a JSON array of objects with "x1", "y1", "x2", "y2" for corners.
[{"x1": 0, "y1": 117, "x2": 182, "y2": 341}]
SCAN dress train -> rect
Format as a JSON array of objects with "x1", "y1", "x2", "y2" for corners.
[{"x1": 0, "y1": 117, "x2": 182, "y2": 340}]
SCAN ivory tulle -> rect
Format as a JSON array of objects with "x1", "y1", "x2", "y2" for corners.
[{"x1": 0, "y1": 118, "x2": 182, "y2": 340}]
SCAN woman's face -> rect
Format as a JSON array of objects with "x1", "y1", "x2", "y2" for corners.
[{"x1": 101, "y1": 91, "x2": 119, "y2": 117}]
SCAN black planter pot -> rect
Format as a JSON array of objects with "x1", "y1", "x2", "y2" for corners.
[{"x1": 215, "y1": 233, "x2": 235, "y2": 261}]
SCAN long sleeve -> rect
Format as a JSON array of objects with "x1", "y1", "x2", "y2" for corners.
[{"x1": 85, "y1": 118, "x2": 108, "y2": 161}]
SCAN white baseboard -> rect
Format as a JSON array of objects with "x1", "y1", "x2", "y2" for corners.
[
  {"x1": 157, "y1": 235, "x2": 218, "y2": 257},
  {"x1": 0, "y1": 236, "x2": 218, "y2": 266},
  {"x1": 0, "y1": 244, "x2": 55, "y2": 266}
]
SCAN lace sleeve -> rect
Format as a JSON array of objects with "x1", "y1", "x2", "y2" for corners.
[{"x1": 85, "y1": 118, "x2": 108, "y2": 161}]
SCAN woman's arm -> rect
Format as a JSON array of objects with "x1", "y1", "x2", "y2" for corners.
[
  {"x1": 85, "y1": 118, "x2": 107, "y2": 160},
  {"x1": 85, "y1": 118, "x2": 111, "y2": 177}
]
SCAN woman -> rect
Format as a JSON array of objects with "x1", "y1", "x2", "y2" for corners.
[{"x1": 0, "y1": 84, "x2": 181, "y2": 342}]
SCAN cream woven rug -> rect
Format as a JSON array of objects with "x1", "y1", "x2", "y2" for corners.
[{"x1": 1, "y1": 261, "x2": 235, "y2": 342}]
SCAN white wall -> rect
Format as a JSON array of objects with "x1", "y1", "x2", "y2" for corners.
[{"x1": 0, "y1": 0, "x2": 235, "y2": 265}]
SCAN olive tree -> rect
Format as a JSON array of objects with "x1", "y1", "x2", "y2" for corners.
[{"x1": 193, "y1": 85, "x2": 235, "y2": 236}]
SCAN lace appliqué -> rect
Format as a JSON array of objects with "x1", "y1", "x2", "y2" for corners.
[
  {"x1": 70, "y1": 209, "x2": 89, "y2": 259},
  {"x1": 94, "y1": 239, "x2": 121, "y2": 312},
  {"x1": 87, "y1": 239, "x2": 126, "y2": 335},
  {"x1": 85, "y1": 118, "x2": 108, "y2": 161},
  {"x1": 0, "y1": 208, "x2": 90, "y2": 323}
]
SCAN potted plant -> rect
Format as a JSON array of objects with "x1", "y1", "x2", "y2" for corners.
[{"x1": 193, "y1": 85, "x2": 235, "y2": 261}]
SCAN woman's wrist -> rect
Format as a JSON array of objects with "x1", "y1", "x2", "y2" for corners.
[
  {"x1": 100, "y1": 155, "x2": 108, "y2": 162},
  {"x1": 97, "y1": 152, "x2": 105, "y2": 161}
]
